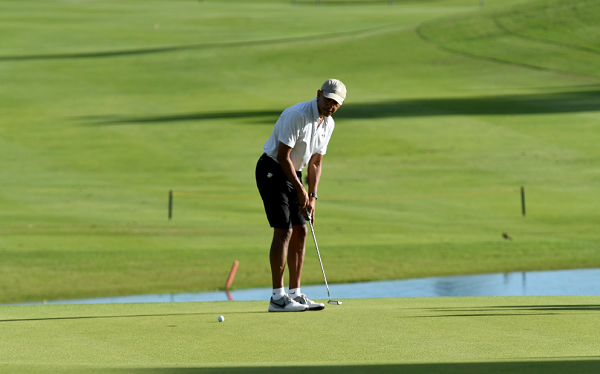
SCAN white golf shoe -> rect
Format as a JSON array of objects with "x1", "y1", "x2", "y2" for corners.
[
  {"x1": 268, "y1": 295, "x2": 308, "y2": 312},
  {"x1": 293, "y1": 294, "x2": 325, "y2": 311}
]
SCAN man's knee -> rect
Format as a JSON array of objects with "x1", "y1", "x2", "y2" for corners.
[
  {"x1": 273, "y1": 228, "x2": 293, "y2": 246},
  {"x1": 292, "y1": 224, "x2": 308, "y2": 241}
]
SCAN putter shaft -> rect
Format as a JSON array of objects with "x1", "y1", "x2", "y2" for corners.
[
  {"x1": 306, "y1": 209, "x2": 341, "y2": 305},
  {"x1": 308, "y1": 217, "x2": 331, "y2": 301}
]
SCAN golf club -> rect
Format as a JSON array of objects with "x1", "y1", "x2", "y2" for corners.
[{"x1": 306, "y1": 208, "x2": 342, "y2": 305}]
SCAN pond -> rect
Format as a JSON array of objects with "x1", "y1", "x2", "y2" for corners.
[{"x1": 9, "y1": 268, "x2": 600, "y2": 306}]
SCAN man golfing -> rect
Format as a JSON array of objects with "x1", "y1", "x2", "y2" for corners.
[{"x1": 256, "y1": 79, "x2": 346, "y2": 312}]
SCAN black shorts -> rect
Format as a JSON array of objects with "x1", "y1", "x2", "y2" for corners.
[{"x1": 255, "y1": 154, "x2": 306, "y2": 229}]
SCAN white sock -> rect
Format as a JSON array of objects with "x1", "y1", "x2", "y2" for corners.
[
  {"x1": 288, "y1": 288, "x2": 301, "y2": 299},
  {"x1": 272, "y1": 287, "x2": 286, "y2": 300}
]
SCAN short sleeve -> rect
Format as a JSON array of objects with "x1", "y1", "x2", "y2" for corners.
[
  {"x1": 277, "y1": 111, "x2": 304, "y2": 148},
  {"x1": 316, "y1": 122, "x2": 335, "y2": 155}
]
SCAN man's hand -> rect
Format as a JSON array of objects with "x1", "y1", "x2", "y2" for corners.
[
  {"x1": 305, "y1": 197, "x2": 316, "y2": 223},
  {"x1": 277, "y1": 142, "x2": 308, "y2": 210},
  {"x1": 305, "y1": 153, "x2": 322, "y2": 224},
  {"x1": 297, "y1": 188, "x2": 309, "y2": 213}
]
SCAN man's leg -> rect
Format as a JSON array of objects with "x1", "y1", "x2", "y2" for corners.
[
  {"x1": 270, "y1": 228, "x2": 292, "y2": 289},
  {"x1": 268, "y1": 227, "x2": 308, "y2": 312},
  {"x1": 256, "y1": 155, "x2": 307, "y2": 312},
  {"x1": 288, "y1": 224, "x2": 325, "y2": 311},
  {"x1": 287, "y1": 224, "x2": 307, "y2": 290}
]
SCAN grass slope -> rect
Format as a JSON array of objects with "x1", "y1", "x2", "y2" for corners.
[
  {"x1": 418, "y1": 0, "x2": 600, "y2": 76},
  {"x1": 1, "y1": 0, "x2": 600, "y2": 303},
  {"x1": 1, "y1": 297, "x2": 600, "y2": 373}
]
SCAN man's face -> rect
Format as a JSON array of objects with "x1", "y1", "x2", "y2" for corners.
[{"x1": 317, "y1": 90, "x2": 342, "y2": 118}]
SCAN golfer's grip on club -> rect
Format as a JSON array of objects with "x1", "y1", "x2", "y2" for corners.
[{"x1": 305, "y1": 207, "x2": 313, "y2": 224}]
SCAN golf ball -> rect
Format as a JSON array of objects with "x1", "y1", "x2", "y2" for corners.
[{"x1": 218, "y1": 315, "x2": 225, "y2": 322}]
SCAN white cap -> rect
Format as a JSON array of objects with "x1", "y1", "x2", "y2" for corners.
[{"x1": 321, "y1": 79, "x2": 346, "y2": 105}]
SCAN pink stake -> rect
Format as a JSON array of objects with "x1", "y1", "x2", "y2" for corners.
[{"x1": 225, "y1": 261, "x2": 239, "y2": 290}]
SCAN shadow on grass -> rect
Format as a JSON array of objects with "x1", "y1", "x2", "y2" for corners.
[
  {"x1": 429, "y1": 304, "x2": 600, "y2": 313},
  {"x1": 107, "y1": 360, "x2": 600, "y2": 374},
  {"x1": 81, "y1": 110, "x2": 281, "y2": 125},
  {"x1": 0, "y1": 26, "x2": 387, "y2": 62},
  {"x1": 0, "y1": 311, "x2": 266, "y2": 324},
  {"x1": 416, "y1": 304, "x2": 600, "y2": 318},
  {"x1": 489, "y1": 305, "x2": 600, "y2": 312},
  {"x1": 82, "y1": 89, "x2": 600, "y2": 125}
]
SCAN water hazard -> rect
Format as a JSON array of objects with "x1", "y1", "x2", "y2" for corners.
[{"x1": 10, "y1": 268, "x2": 600, "y2": 306}]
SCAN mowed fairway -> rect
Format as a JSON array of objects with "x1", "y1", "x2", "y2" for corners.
[
  {"x1": 2, "y1": 297, "x2": 600, "y2": 373},
  {"x1": 2, "y1": 0, "x2": 600, "y2": 371},
  {"x1": 1, "y1": 0, "x2": 600, "y2": 303}
]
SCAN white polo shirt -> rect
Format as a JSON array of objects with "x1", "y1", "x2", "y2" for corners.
[{"x1": 263, "y1": 98, "x2": 335, "y2": 171}]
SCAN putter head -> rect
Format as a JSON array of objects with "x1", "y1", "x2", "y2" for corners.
[{"x1": 328, "y1": 300, "x2": 342, "y2": 305}]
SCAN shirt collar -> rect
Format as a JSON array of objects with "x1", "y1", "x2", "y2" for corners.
[{"x1": 311, "y1": 97, "x2": 320, "y2": 122}]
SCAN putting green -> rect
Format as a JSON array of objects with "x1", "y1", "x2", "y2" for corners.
[{"x1": 1, "y1": 297, "x2": 600, "y2": 373}]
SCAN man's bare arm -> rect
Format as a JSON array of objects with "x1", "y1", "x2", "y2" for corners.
[
  {"x1": 306, "y1": 153, "x2": 323, "y2": 221},
  {"x1": 277, "y1": 142, "x2": 309, "y2": 212}
]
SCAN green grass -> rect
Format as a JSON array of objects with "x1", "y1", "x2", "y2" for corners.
[
  {"x1": 2, "y1": 3, "x2": 600, "y2": 372},
  {"x1": 1, "y1": 297, "x2": 600, "y2": 373},
  {"x1": 1, "y1": 0, "x2": 600, "y2": 304},
  {"x1": 418, "y1": 0, "x2": 600, "y2": 76}
]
